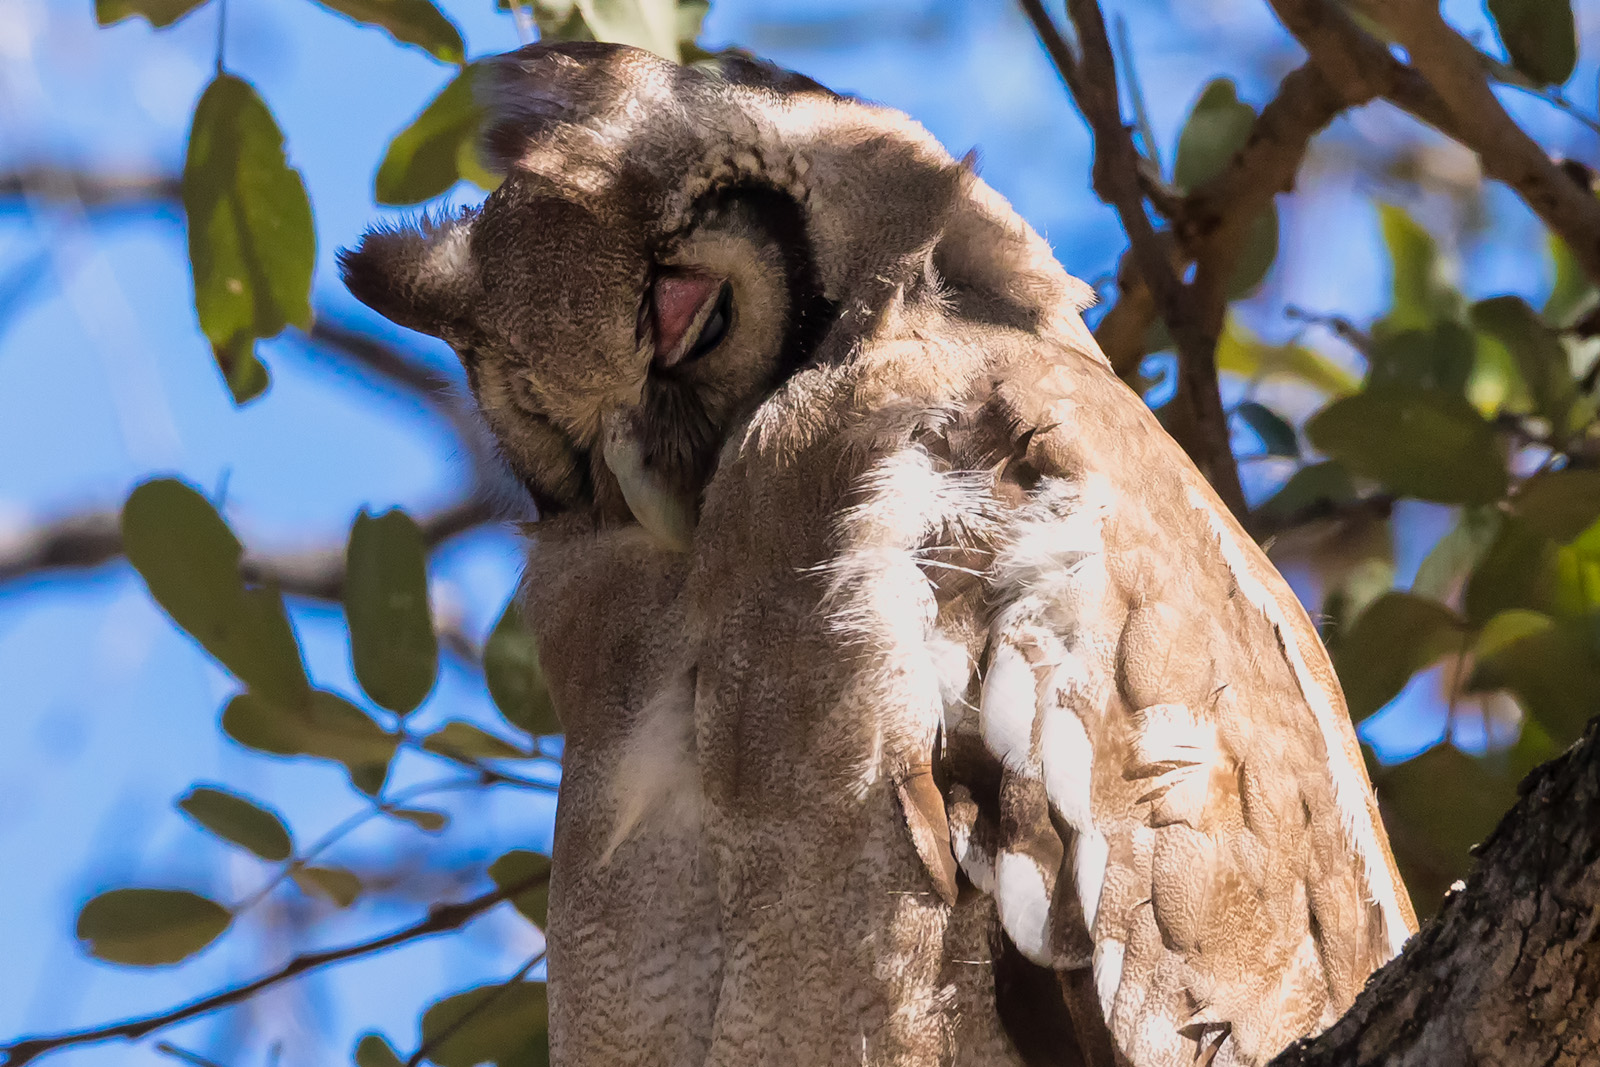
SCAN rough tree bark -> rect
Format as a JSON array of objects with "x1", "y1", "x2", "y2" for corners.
[{"x1": 1271, "y1": 715, "x2": 1600, "y2": 1065}]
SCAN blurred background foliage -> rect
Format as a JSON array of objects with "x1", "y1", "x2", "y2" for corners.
[{"x1": 2, "y1": 0, "x2": 1599, "y2": 1064}]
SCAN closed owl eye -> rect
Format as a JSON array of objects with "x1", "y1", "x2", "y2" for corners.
[{"x1": 650, "y1": 271, "x2": 733, "y2": 370}]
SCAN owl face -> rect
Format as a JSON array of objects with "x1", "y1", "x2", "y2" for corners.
[
  {"x1": 341, "y1": 42, "x2": 1034, "y2": 549},
  {"x1": 429, "y1": 174, "x2": 827, "y2": 548}
]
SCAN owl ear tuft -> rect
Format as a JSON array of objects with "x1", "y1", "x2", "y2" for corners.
[{"x1": 338, "y1": 210, "x2": 479, "y2": 340}]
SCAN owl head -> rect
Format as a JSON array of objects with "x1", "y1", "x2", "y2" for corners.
[{"x1": 341, "y1": 43, "x2": 1082, "y2": 549}]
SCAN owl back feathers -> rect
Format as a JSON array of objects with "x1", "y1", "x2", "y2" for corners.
[{"x1": 806, "y1": 335, "x2": 1417, "y2": 1064}]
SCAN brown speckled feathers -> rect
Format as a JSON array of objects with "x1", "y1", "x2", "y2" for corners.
[{"x1": 342, "y1": 42, "x2": 1417, "y2": 1067}]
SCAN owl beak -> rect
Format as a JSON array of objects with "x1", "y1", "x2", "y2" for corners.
[{"x1": 600, "y1": 409, "x2": 696, "y2": 553}]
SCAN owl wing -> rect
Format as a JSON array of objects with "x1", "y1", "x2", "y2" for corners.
[{"x1": 948, "y1": 347, "x2": 1417, "y2": 1066}]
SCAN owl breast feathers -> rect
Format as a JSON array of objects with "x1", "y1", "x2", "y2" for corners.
[{"x1": 342, "y1": 42, "x2": 1417, "y2": 1067}]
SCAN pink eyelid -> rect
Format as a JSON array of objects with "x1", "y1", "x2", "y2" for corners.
[{"x1": 650, "y1": 271, "x2": 723, "y2": 368}]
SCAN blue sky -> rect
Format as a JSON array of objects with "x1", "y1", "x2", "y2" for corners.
[{"x1": 0, "y1": 0, "x2": 1593, "y2": 1064}]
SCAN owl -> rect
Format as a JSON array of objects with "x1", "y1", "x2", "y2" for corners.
[{"x1": 342, "y1": 43, "x2": 1417, "y2": 1067}]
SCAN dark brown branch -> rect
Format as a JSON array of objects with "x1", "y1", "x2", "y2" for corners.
[
  {"x1": 0, "y1": 870, "x2": 551, "y2": 1067},
  {"x1": 1096, "y1": 60, "x2": 1352, "y2": 380},
  {"x1": 1360, "y1": 0, "x2": 1600, "y2": 286},
  {"x1": 0, "y1": 167, "x2": 182, "y2": 209},
  {"x1": 0, "y1": 312, "x2": 517, "y2": 601},
  {"x1": 0, "y1": 495, "x2": 498, "y2": 599},
  {"x1": 303, "y1": 319, "x2": 466, "y2": 420},
  {"x1": 1020, "y1": 0, "x2": 1248, "y2": 518},
  {"x1": 1264, "y1": 0, "x2": 1456, "y2": 131},
  {"x1": 1252, "y1": 492, "x2": 1396, "y2": 543},
  {"x1": 1268, "y1": 715, "x2": 1600, "y2": 1065},
  {"x1": 1270, "y1": 0, "x2": 1600, "y2": 287},
  {"x1": 239, "y1": 496, "x2": 498, "y2": 600}
]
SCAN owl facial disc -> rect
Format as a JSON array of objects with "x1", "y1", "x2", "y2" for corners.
[{"x1": 601, "y1": 408, "x2": 697, "y2": 552}]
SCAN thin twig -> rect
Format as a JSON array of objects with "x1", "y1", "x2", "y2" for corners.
[
  {"x1": 154, "y1": 1044, "x2": 230, "y2": 1067},
  {"x1": 1113, "y1": 14, "x2": 1161, "y2": 175},
  {"x1": 0, "y1": 870, "x2": 552, "y2": 1067},
  {"x1": 404, "y1": 952, "x2": 546, "y2": 1067},
  {"x1": 231, "y1": 775, "x2": 504, "y2": 916},
  {"x1": 1019, "y1": 0, "x2": 1248, "y2": 517},
  {"x1": 401, "y1": 736, "x2": 560, "y2": 790}
]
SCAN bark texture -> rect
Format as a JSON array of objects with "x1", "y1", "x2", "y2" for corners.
[{"x1": 1269, "y1": 716, "x2": 1600, "y2": 1066}]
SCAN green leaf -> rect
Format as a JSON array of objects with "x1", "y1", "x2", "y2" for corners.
[
  {"x1": 376, "y1": 65, "x2": 493, "y2": 205},
  {"x1": 1469, "y1": 317, "x2": 1535, "y2": 415},
  {"x1": 122, "y1": 479, "x2": 310, "y2": 706},
  {"x1": 1545, "y1": 233, "x2": 1595, "y2": 327},
  {"x1": 1413, "y1": 507, "x2": 1502, "y2": 601},
  {"x1": 1376, "y1": 742, "x2": 1522, "y2": 915},
  {"x1": 578, "y1": 0, "x2": 680, "y2": 61},
  {"x1": 1234, "y1": 400, "x2": 1298, "y2": 457},
  {"x1": 1551, "y1": 517, "x2": 1600, "y2": 619},
  {"x1": 490, "y1": 849, "x2": 552, "y2": 928},
  {"x1": 222, "y1": 689, "x2": 398, "y2": 790},
  {"x1": 1256, "y1": 460, "x2": 1358, "y2": 525},
  {"x1": 1465, "y1": 517, "x2": 1560, "y2": 625},
  {"x1": 497, "y1": 0, "x2": 590, "y2": 40},
  {"x1": 421, "y1": 981, "x2": 550, "y2": 1067},
  {"x1": 422, "y1": 721, "x2": 529, "y2": 761},
  {"x1": 1471, "y1": 610, "x2": 1600, "y2": 744},
  {"x1": 1367, "y1": 322, "x2": 1475, "y2": 395},
  {"x1": 294, "y1": 865, "x2": 363, "y2": 908},
  {"x1": 313, "y1": 0, "x2": 463, "y2": 63},
  {"x1": 1227, "y1": 207, "x2": 1279, "y2": 299},
  {"x1": 355, "y1": 1033, "x2": 406, "y2": 1067},
  {"x1": 95, "y1": 0, "x2": 208, "y2": 26},
  {"x1": 1216, "y1": 319, "x2": 1358, "y2": 397},
  {"x1": 1476, "y1": 607, "x2": 1555, "y2": 656},
  {"x1": 1332, "y1": 592, "x2": 1462, "y2": 719},
  {"x1": 348, "y1": 759, "x2": 392, "y2": 798},
  {"x1": 176, "y1": 785, "x2": 293, "y2": 862},
  {"x1": 1377, "y1": 204, "x2": 1458, "y2": 333},
  {"x1": 1470, "y1": 296, "x2": 1577, "y2": 429},
  {"x1": 183, "y1": 73, "x2": 315, "y2": 404},
  {"x1": 1173, "y1": 79, "x2": 1255, "y2": 191},
  {"x1": 1487, "y1": 0, "x2": 1576, "y2": 86},
  {"x1": 1514, "y1": 469, "x2": 1600, "y2": 542},
  {"x1": 1305, "y1": 387, "x2": 1507, "y2": 505},
  {"x1": 484, "y1": 599, "x2": 561, "y2": 736},
  {"x1": 388, "y1": 806, "x2": 450, "y2": 832},
  {"x1": 345, "y1": 509, "x2": 438, "y2": 715},
  {"x1": 676, "y1": 0, "x2": 709, "y2": 46},
  {"x1": 211, "y1": 336, "x2": 270, "y2": 404},
  {"x1": 76, "y1": 889, "x2": 232, "y2": 966}
]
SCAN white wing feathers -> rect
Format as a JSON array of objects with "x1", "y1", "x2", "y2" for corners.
[{"x1": 962, "y1": 468, "x2": 1400, "y2": 1067}]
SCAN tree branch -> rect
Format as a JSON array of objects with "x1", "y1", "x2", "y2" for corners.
[
  {"x1": 1021, "y1": 0, "x2": 1248, "y2": 518},
  {"x1": 1269, "y1": 0, "x2": 1600, "y2": 287},
  {"x1": 1269, "y1": 715, "x2": 1600, "y2": 1064},
  {"x1": 0, "y1": 870, "x2": 552, "y2": 1067},
  {"x1": 0, "y1": 167, "x2": 182, "y2": 209},
  {"x1": 1095, "y1": 59, "x2": 1353, "y2": 380},
  {"x1": 300, "y1": 318, "x2": 485, "y2": 453},
  {"x1": 0, "y1": 495, "x2": 498, "y2": 599},
  {"x1": 240, "y1": 496, "x2": 499, "y2": 600},
  {"x1": 0, "y1": 311, "x2": 520, "y2": 606}
]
